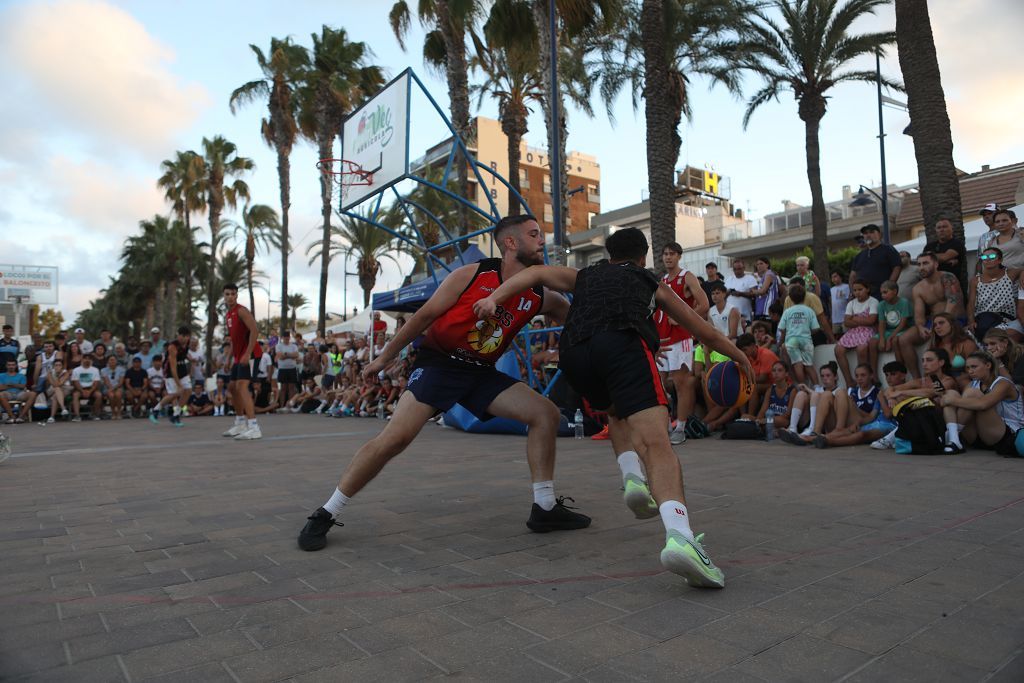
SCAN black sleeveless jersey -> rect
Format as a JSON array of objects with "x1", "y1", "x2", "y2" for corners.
[
  {"x1": 164, "y1": 340, "x2": 190, "y2": 379},
  {"x1": 560, "y1": 261, "x2": 660, "y2": 351}
]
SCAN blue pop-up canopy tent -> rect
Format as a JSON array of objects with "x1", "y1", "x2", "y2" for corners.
[{"x1": 371, "y1": 244, "x2": 488, "y2": 313}]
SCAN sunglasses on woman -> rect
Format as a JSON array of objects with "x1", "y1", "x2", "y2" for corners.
[{"x1": 979, "y1": 253, "x2": 1000, "y2": 261}]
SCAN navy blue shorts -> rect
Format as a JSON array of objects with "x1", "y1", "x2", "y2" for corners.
[
  {"x1": 230, "y1": 361, "x2": 252, "y2": 381},
  {"x1": 406, "y1": 361, "x2": 519, "y2": 420}
]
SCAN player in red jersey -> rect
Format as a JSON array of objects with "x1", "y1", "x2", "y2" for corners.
[
  {"x1": 654, "y1": 242, "x2": 709, "y2": 444},
  {"x1": 222, "y1": 283, "x2": 263, "y2": 440},
  {"x1": 298, "y1": 215, "x2": 591, "y2": 551}
]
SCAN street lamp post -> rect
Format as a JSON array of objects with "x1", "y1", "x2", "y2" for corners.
[
  {"x1": 875, "y1": 49, "x2": 890, "y2": 244},
  {"x1": 341, "y1": 270, "x2": 359, "y2": 321}
]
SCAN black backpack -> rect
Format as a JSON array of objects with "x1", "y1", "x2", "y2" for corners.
[{"x1": 892, "y1": 397, "x2": 945, "y2": 455}]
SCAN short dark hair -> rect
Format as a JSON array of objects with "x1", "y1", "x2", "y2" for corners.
[
  {"x1": 768, "y1": 301, "x2": 784, "y2": 316},
  {"x1": 860, "y1": 223, "x2": 881, "y2": 234},
  {"x1": 152, "y1": 354, "x2": 162, "y2": 362},
  {"x1": 709, "y1": 281, "x2": 727, "y2": 293},
  {"x1": 2, "y1": 324, "x2": 11, "y2": 330},
  {"x1": 983, "y1": 246, "x2": 1004, "y2": 259},
  {"x1": 494, "y1": 214, "x2": 538, "y2": 244},
  {"x1": 662, "y1": 241, "x2": 683, "y2": 255},
  {"x1": 917, "y1": 251, "x2": 938, "y2": 263},
  {"x1": 177, "y1": 325, "x2": 191, "y2": 336},
  {"x1": 737, "y1": 333, "x2": 756, "y2": 349},
  {"x1": 789, "y1": 285, "x2": 806, "y2": 303},
  {"x1": 882, "y1": 360, "x2": 907, "y2": 375},
  {"x1": 606, "y1": 227, "x2": 648, "y2": 262},
  {"x1": 705, "y1": 262, "x2": 718, "y2": 270},
  {"x1": 223, "y1": 283, "x2": 239, "y2": 292}
]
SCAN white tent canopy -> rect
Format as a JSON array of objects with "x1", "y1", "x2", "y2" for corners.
[{"x1": 324, "y1": 308, "x2": 390, "y2": 336}]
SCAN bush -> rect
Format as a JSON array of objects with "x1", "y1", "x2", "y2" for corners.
[{"x1": 772, "y1": 246, "x2": 860, "y2": 281}]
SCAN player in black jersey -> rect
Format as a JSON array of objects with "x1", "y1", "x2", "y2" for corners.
[
  {"x1": 475, "y1": 228, "x2": 754, "y2": 588},
  {"x1": 154, "y1": 326, "x2": 193, "y2": 427}
]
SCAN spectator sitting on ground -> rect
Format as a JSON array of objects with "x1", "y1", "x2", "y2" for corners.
[
  {"x1": 834, "y1": 280, "x2": 879, "y2": 386},
  {"x1": 782, "y1": 361, "x2": 841, "y2": 441},
  {"x1": 968, "y1": 246, "x2": 1018, "y2": 341},
  {"x1": 982, "y1": 329, "x2": 1024, "y2": 387},
  {"x1": 286, "y1": 377, "x2": 322, "y2": 413},
  {"x1": 778, "y1": 282, "x2": 820, "y2": 386},
  {"x1": 211, "y1": 376, "x2": 230, "y2": 416},
  {"x1": 883, "y1": 348, "x2": 957, "y2": 408},
  {"x1": 187, "y1": 383, "x2": 214, "y2": 416},
  {"x1": 379, "y1": 376, "x2": 400, "y2": 416},
  {"x1": 940, "y1": 350, "x2": 1023, "y2": 455},
  {"x1": 0, "y1": 359, "x2": 32, "y2": 423},
  {"x1": 146, "y1": 354, "x2": 165, "y2": 412},
  {"x1": 800, "y1": 363, "x2": 897, "y2": 448},
  {"x1": 123, "y1": 356, "x2": 148, "y2": 418},
  {"x1": 70, "y1": 353, "x2": 103, "y2": 421},
  {"x1": 252, "y1": 375, "x2": 279, "y2": 415},
  {"x1": 738, "y1": 332, "x2": 780, "y2": 417},
  {"x1": 44, "y1": 359, "x2": 70, "y2": 423},
  {"x1": 100, "y1": 355, "x2": 125, "y2": 420},
  {"x1": 929, "y1": 312, "x2": 978, "y2": 390},
  {"x1": 744, "y1": 360, "x2": 795, "y2": 433},
  {"x1": 874, "y1": 280, "x2": 913, "y2": 371}
]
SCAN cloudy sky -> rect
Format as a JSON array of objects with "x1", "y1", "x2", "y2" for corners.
[{"x1": 1, "y1": 0, "x2": 1020, "y2": 323}]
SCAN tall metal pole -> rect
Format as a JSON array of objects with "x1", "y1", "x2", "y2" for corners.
[
  {"x1": 548, "y1": 0, "x2": 563, "y2": 262},
  {"x1": 876, "y1": 49, "x2": 890, "y2": 243}
]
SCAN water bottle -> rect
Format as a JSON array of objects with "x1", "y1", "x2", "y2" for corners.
[
  {"x1": 377, "y1": 396, "x2": 386, "y2": 419},
  {"x1": 765, "y1": 407, "x2": 775, "y2": 441},
  {"x1": 574, "y1": 409, "x2": 584, "y2": 439}
]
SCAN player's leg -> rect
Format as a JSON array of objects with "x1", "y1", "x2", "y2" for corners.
[
  {"x1": 298, "y1": 390, "x2": 438, "y2": 551},
  {"x1": 485, "y1": 382, "x2": 591, "y2": 533},
  {"x1": 608, "y1": 414, "x2": 658, "y2": 519},
  {"x1": 71, "y1": 390, "x2": 82, "y2": 420}
]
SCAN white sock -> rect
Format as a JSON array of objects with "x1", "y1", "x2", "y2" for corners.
[
  {"x1": 247, "y1": 418, "x2": 259, "y2": 429},
  {"x1": 659, "y1": 500, "x2": 695, "y2": 542},
  {"x1": 803, "y1": 406, "x2": 817, "y2": 434},
  {"x1": 172, "y1": 405, "x2": 181, "y2": 417},
  {"x1": 532, "y1": 481, "x2": 556, "y2": 511},
  {"x1": 946, "y1": 423, "x2": 963, "y2": 447},
  {"x1": 788, "y1": 408, "x2": 802, "y2": 432},
  {"x1": 616, "y1": 451, "x2": 644, "y2": 482},
  {"x1": 235, "y1": 415, "x2": 245, "y2": 425},
  {"x1": 323, "y1": 488, "x2": 349, "y2": 516}
]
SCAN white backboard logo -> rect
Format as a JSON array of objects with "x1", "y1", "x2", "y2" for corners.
[{"x1": 341, "y1": 71, "x2": 410, "y2": 210}]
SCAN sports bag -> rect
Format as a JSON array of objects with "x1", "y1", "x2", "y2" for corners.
[
  {"x1": 720, "y1": 419, "x2": 764, "y2": 440},
  {"x1": 892, "y1": 397, "x2": 945, "y2": 455}
]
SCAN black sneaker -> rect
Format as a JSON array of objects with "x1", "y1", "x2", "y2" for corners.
[
  {"x1": 297, "y1": 507, "x2": 343, "y2": 551},
  {"x1": 526, "y1": 496, "x2": 592, "y2": 533}
]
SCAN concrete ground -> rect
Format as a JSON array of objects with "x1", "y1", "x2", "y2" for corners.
[{"x1": 1, "y1": 415, "x2": 1023, "y2": 682}]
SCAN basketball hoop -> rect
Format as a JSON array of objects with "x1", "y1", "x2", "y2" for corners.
[{"x1": 317, "y1": 158, "x2": 374, "y2": 193}]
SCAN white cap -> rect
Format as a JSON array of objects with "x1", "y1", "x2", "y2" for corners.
[
  {"x1": 74, "y1": 327, "x2": 85, "y2": 334},
  {"x1": 150, "y1": 326, "x2": 160, "y2": 333},
  {"x1": 981, "y1": 202, "x2": 999, "y2": 213}
]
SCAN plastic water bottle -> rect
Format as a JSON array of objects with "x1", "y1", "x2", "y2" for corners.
[
  {"x1": 765, "y1": 407, "x2": 775, "y2": 441},
  {"x1": 574, "y1": 409, "x2": 584, "y2": 439},
  {"x1": 377, "y1": 397, "x2": 386, "y2": 420}
]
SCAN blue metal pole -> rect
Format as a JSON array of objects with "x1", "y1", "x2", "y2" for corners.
[
  {"x1": 548, "y1": 0, "x2": 563, "y2": 262},
  {"x1": 876, "y1": 50, "x2": 890, "y2": 244}
]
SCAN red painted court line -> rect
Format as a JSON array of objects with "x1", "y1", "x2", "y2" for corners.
[{"x1": 3, "y1": 495, "x2": 1021, "y2": 608}]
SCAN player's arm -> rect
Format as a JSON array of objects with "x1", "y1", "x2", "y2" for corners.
[
  {"x1": 167, "y1": 344, "x2": 180, "y2": 381},
  {"x1": 684, "y1": 271, "x2": 709, "y2": 318},
  {"x1": 363, "y1": 265, "x2": 478, "y2": 376},
  {"x1": 237, "y1": 306, "x2": 260, "y2": 362},
  {"x1": 539, "y1": 289, "x2": 570, "y2": 324},
  {"x1": 474, "y1": 265, "x2": 578, "y2": 320},
  {"x1": 655, "y1": 284, "x2": 754, "y2": 385}
]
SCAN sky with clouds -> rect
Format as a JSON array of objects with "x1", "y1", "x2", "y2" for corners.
[{"x1": 1, "y1": 0, "x2": 1020, "y2": 325}]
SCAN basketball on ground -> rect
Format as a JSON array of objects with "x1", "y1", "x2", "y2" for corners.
[{"x1": 704, "y1": 361, "x2": 752, "y2": 408}]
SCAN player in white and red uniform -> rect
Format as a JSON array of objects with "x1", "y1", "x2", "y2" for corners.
[
  {"x1": 653, "y1": 242, "x2": 709, "y2": 444},
  {"x1": 297, "y1": 216, "x2": 590, "y2": 552}
]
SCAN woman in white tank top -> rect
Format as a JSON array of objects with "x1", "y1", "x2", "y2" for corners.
[{"x1": 940, "y1": 350, "x2": 1023, "y2": 455}]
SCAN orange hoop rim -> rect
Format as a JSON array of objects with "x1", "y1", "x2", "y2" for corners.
[{"x1": 317, "y1": 158, "x2": 374, "y2": 187}]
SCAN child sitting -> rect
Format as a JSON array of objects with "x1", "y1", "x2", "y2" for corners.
[{"x1": 835, "y1": 280, "x2": 879, "y2": 386}]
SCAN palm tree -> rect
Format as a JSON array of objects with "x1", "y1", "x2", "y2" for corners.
[
  {"x1": 738, "y1": 0, "x2": 900, "y2": 277},
  {"x1": 307, "y1": 211, "x2": 410, "y2": 308},
  {"x1": 227, "y1": 204, "x2": 282, "y2": 314},
  {"x1": 894, "y1": 0, "x2": 963, "y2": 253},
  {"x1": 296, "y1": 26, "x2": 385, "y2": 333},
  {"x1": 285, "y1": 293, "x2": 309, "y2": 331},
  {"x1": 469, "y1": 33, "x2": 544, "y2": 215},
  {"x1": 590, "y1": 0, "x2": 742, "y2": 271},
  {"x1": 230, "y1": 38, "x2": 309, "y2": 335},
  {"x1": 197, "y1": 136, "x2": 254, "y2": 365},
  {"x1": 157, "y1": 150, "x2": 205, "y2": 318}
]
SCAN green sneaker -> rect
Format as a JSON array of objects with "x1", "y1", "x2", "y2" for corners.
[
  {"x1": 660, "y1": 530, "x2": 725, "y2": 588},
  {"x1": 623, "y1": 474, "x2": 658, "y2": 519}
]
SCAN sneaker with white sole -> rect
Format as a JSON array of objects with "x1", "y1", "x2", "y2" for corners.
[
  {"x1": 623, "y1": 474, "x2": 659, "y2": 519},
  {"x1": 871, "y1": 429, "x2": 897, "y2": 450},
  {"x1": 223, "y1": 423, "x2": 247, "y2": 437},
  {"x1": 669, "y1": 425, "x2": 687, "y2": 445},
  {"x1": 234, "y1": 425, "x2": 262, "y2": 440},
  {"x1": 660, "y1": 530, "x2": 725, "y2": 588}
]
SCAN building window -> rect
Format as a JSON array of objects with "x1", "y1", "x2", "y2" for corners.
[
  {"x1": 587, "y1": 184, "x2": 600, "y2": 203},
  {"x1": 519, "y1": 168, "x2": 530, "y2": 190},
  {"x1": 544, "y1": 203, "x2": 553, "y2": 222},
  {"x1": 543, "y1": 174, "x2": 551, "y2": 193}
]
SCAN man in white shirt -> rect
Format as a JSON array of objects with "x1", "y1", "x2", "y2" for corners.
[
  {"x1": 74, "y1": 327, "x2": 94, "y2": 355},
  {"x1": 275, "y1": 331, "x2": 300, "y2": 407},
  {"x1": 724, "y1": 259, "x2": 758, "y2": 323},
  {"x1": 146, "y1": 355, "x2": 165, "y2": 413},
  {"x1": 70, "y1": 354, "x2": 103, "y2": 421}
]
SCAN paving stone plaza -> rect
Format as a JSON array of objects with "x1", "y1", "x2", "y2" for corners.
[{"x1": 1, "y1": 416, "x2": 1022, "y2": 681}]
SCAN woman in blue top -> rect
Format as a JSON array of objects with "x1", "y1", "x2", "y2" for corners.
[{"x1": 796, "y1": 364, "x2": 897, "y2": 448}]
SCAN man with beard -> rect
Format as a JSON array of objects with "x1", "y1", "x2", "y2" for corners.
[
  {"x1": 297, "y1": 215, "x2": 591, "y2": 552},
  {"x1": 896, "y1": 251, "x2": 965, "y2": 377}
]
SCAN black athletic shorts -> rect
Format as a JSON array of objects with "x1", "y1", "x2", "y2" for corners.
[
  {"x1": 406, "y1": 359, "x2": 519, "y2": 420},
  {"x1": 559, "y1": 329, "x2": 669, "y2": 419},
  {"x1": 230, "y1": 361, "x2": 252, "y2": 381},
  {"x1": 278, "y1": 368, "x2": 298, "y2": 385},
  {"x1": 970, "y1": 425, "x2": 1018, "y2": 456}
]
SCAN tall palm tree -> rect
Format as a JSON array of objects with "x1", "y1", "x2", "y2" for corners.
[
  {"x1": 469, "y1": 32, "x2": 544, "y2": 215},
  {"x1": 738, "y1": 0, "x2": 900, "y2": 277},
  {"x1": 894, "y1": 0, "x2": 962, "y2": 252},
  {"x1": 197, "y1": 136, "x2": 254, "y2": 365},
  {"x1": 296, "y1": 26, "x2": 384, "y2": 333},
  {"x1": 590, "y1": 0, "x2": 742, "y2": 271},
  {"x1": 307, "y1": 211, "x2": 411, "y2": 308},
  {"x1": 285, "y1": 293, "x2": 309, "y2": 331},
  {"x1": 230, "y1": 38, "x2": 309, "y2": 335},
  {"x1": 227, "y1": 204, "x2": 283, "y2": 314},
  {"x1": 157, "y1": 150, "x2": 206, "y2": 318}
]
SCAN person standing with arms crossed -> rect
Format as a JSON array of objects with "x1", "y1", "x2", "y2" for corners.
[{"x1": 222, "y1": 284, "x2": 263, "y2": 440}]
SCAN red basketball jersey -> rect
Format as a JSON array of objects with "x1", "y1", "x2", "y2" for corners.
[
  {"x1": 225, "y1": 305, "x2": 263, "y2": 362},
  {"x1": 422, "y1": 258, "x2": 544, "y2": 366},
  {"x1": 655, "y1": 269, "x2": 694, "y2": 344}
]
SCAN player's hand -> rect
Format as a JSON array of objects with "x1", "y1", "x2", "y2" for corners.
[
  {"x1": 737, "y1": 357, "x2": 756, "y2": 389},
  {"x1": 361, "y1": 357, "x2": 386, "y2": 381},
  {"x1": 239, "y1": 354, "x2": 250, "y2": 365},
  {"x1": 473, "y1": 296, "x2": 498, "y2": 320}
]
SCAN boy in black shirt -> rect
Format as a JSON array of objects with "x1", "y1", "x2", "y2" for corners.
[
  {"x1": 123, "y1": 357, "x2": 149, "y2": 418},
  {"x1": 475, "y1": 228, "x2": 753, "y2": 588}
]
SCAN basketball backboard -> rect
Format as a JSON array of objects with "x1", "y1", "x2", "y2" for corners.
[
  {"x1": 340, "y1": 70, "x2": 411, "y2": 211},
  {"x1": 0, "y1": 265, "x2": 58, "y2": 305}
]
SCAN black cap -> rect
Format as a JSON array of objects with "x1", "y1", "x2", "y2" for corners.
[{"x1": 860, "y1": 224, "x2": 881, "y2": 234}]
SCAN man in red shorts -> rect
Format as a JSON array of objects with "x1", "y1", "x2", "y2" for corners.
[
  {"x1": 297, "y1": 215, "x2": 591, "y2": 551},
  {"x1": 222, "y1": 283, "x2": 263, "y2": 440}
]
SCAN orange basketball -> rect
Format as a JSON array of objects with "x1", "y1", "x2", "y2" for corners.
[{"x1": 704, "y1": 361, "x2": 752, "y2": 408}]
